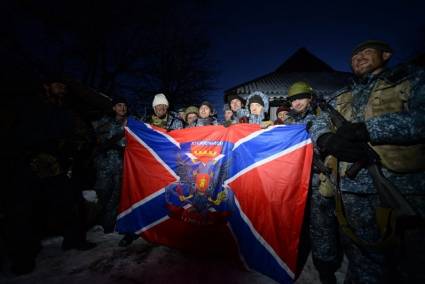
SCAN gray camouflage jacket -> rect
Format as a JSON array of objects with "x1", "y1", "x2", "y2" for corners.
[{"x1": 328, "y1": 65, "x2": 425, "y2": 196}]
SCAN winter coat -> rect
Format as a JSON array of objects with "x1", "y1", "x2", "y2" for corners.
[
  {"x1": 148, "y1": 111, "x2": 183, "y2": 130},
  {"x1": 243, "y1": 91, "x2": 271, "y2": 125}
]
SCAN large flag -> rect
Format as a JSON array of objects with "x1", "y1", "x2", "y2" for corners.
[{"x1": 116, "y1": 117, "x2": 313, "y2": 283}]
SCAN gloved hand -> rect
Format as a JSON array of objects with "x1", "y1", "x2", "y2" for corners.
[
  {"x1": 260, "y1": 121, "x2": 273, "y2": 129},
  {"x1": 317, "y1": 133, "x2": 369, "y2": 162},
  {"x1": 336, "y1": 122, "x2": 370, "y2": 142}
]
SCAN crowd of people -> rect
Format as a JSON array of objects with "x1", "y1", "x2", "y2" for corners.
[{"x1": 2, "y1": 39, "x2": 424, "y2": 284}]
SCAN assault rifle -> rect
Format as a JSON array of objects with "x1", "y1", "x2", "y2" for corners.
[{"x1": 316, "y1": 96, "x2": 419, "y2": 228}]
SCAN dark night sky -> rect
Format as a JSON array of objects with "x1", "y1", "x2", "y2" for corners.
[
  {"x1": 204, "y1": 0, "x2": 424, "y2": 98},
  {"x1": 2, "y1": 0, "x2": 425, "y2": 117}
]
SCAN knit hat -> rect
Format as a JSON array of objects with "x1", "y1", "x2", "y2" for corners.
[
  {"x1": 152, "y1": 93, "x2": 169, "y2": 108},
  {"x1": 276, "y1": 104, "x2": 290, "y2": 116},
  {"x1": 199, "y1": 101, "x2": 214, "y2": 114},
  {"x1": 248, "y1": 95, "x2": 264, "y2": 107},
  {"x1": 112, "y1": 96, "x2": 128, "y2": 106},
  {"x1": 351, "y1": 40, "x2": 393, "y2": 57}
]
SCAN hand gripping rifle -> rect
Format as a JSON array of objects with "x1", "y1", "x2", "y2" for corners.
[{"x1": 316, "y1": 96, "x2": 422, "y2": 248}]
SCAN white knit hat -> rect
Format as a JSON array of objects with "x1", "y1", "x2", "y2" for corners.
[{"x1": 152, "y1": 93, "x2": 169, "y2": 108}]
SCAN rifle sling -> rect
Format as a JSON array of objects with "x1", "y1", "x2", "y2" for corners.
[{"x1": 334, "y1": 188, "x2": 399, "y2": 251}]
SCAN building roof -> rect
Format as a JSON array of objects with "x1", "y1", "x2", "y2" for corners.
[
  {"x1": 224, "y1": 48, "x2": 352, "y2": 104},
  {"x1": 275, "y1": 48, "x2": 335, "y2": 73}
]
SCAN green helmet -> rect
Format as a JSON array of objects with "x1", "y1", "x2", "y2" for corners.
[
  {"x1": 287, "y1": 81, "x2": 314, "y2": 100},
  {"x1": 184, "y1": 105, "x2": 199, "y2": 120}
]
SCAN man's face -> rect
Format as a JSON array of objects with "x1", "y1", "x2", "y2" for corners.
[
  {"x1": 249, "y1": 102, "x2": 263, "y2": 116},
  {"x1": 43, "y1": 82, "x2": 67, "y2": 106},
  {"x1": 291, "y1": 98, "x2": 311, "y2": 113},
  {"x1": 224, "y1": 110, "x2": 233, "y2": 121},
  {"x1": 277, "y1": 110, "x2": 288, "y2": 120},
  {"x1": 230, "y1": 99, "x2": 242, "y2": 112},
  {"x1": 351, "y1": 48, "x2": 391, "y2": 77},
  {"x1": 154, "y1": 104, "x2": 168, "y2": 118},
  {"x1": 186, "y1": 113, "x2": 198, "y2": 125},
  {"x1": 199, "y1": 105, "x2": 211, "y2": 118},
  {"x1": 49, "y1": 82, "x2": 67, "y2": 95},
  {"x1": 178, "y1": 111, "x2": 185, "y2": 121},
  {"x1": 113, "y1": 103, "x2": 127, "y2": 117}
]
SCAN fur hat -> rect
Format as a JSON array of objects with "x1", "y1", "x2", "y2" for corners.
[
  {"x1": 248, "y1": 95, "x2": 264, "y2": 107},
  {"x1": 227, "y1": 94, "x2": 246, "y2": 106},
  {"x1": 152, "y1": 93, "x2": 169, "y2": 108}
]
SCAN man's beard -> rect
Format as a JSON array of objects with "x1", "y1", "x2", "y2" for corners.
[{"x1": 156, "y1": 112, "x2": 167, "y2": 119}]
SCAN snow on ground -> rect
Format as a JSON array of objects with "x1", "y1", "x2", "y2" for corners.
[{"x1": 1, "y1": 226, "x2": 347, "y2": 284}]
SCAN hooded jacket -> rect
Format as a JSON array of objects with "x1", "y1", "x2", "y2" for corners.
[{"x1": 245, "y1": 91, "x2": 269, "y2": 125}]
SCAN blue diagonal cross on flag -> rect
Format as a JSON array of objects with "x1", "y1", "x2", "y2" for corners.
[{"x1": 116, "y1": 117, "x2": 313, "y2": 283}]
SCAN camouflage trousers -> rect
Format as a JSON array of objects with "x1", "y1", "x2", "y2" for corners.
[
  {"x1": 340, "y1": 193, "x2": 425, "y2": 284},
  {"x1": 309, "y1": 186, "x2": 343, "y2": 282},
  {"x1": 94, "y1": 153, "x2": 123, "y2": 232}
]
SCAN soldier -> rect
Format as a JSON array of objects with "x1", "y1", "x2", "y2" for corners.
[
  {"x1": 177, "y1": 107, "x2": 186, "y2": 122},
  {"x1": 6, "y1": 78, "x2": 95, "y2": 275},
  {"x1": 92, "y1": 96, "x2": 128, "y2": 234},
  {"x1": 223, "y1": 104, "x2": 234, "y2": 126},
  {"x1": 148, "y1": 93, "x2": 183, "y2": 130},
  {"x1": 184, "y1": 105, "x2": 199, "y2": 128},
  {"x1": 317, "y1": 40, "x2": 425, "y2": 283},
  {"x1": 285, "y1": 82, "x2": 342, "y2": 283}
]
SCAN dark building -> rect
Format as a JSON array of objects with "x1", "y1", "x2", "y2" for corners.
[{"x1": 224, "y1": 48, "x2": 352, "y2": 120}]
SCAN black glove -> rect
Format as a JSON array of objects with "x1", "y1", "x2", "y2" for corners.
[
  {"x1": 336, "y1": 122, "x2": 370, "y2": 142},
  {"x1": 317, "y1": 133, "x2": 369, "y2": 162}
]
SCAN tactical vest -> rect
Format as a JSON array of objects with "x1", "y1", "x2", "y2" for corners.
[{"x1": 336, "y1": 78, "x2": 425, "y2": 173}]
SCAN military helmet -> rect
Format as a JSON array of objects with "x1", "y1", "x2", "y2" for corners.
[
  {"x1": 184, "y1": 105, "x2": 199, "y2": 120},
  {"x1": 287, "y1": 81, "x2": 314, "y2": 101}
]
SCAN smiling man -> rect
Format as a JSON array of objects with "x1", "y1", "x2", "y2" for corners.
[
  {"x1": 350, "y1": 40, "x2": 392, "y2": 77},
  {"x1": 317, "y1": 40, "x2": 425, "y2": 283},
  {"x1": 149, "y1": 93, "x2": 183, "y2": 130},
  {"x1": 286, "y1": 82, "x2": 342, "y2": 284}
]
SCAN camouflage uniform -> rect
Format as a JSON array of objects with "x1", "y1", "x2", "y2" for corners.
[
  {"x1": 148, "y1": 111, "x2": 183, "y2": 130},
  {"x1": 288, "y1": 106, "x2": 342, "y2": 282},
  {"x1": 329, "y1": 64, "x2": 425, "y2": 283},
  {"x1": 92, "y1": 115, "x2": 127, "y2": 232}
]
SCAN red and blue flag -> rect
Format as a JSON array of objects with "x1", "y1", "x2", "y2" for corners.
[{"x1": 116, "y1": 117, "x2": 313, "y2": 283}]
